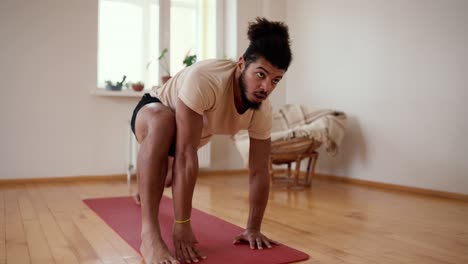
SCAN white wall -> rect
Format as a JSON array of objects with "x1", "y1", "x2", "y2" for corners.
[
  {"x1": 0, "y1": 1, "x2": 140, "y2": 179},
  {"x1": 286, "y1": 0, "x2": 468, "y2": 194},
  {"x1": 0, "y1": 0, "x2": 288, "y2": 176},
  {"x1": 3, "y1": 0, "x2": 465, "y2": 195}
]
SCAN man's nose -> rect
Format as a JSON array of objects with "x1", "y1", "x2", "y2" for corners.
[{"x1": 261, "y1": 80, "x2": 272, "y2": 94}]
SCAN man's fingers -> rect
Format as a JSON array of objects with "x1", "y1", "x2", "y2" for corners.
[
  {"x1": 256, "y1": 238, "x2": 263, "y2": 250},
  {"x1": 263, "y1": 237, "x2": 272, "y2": 249},
  {"x1": 249, "y1": 238, "x2": 255, "y2": 249},
  {"x1": 232, "y1": 235, "x2": 242, "y2": 244}
]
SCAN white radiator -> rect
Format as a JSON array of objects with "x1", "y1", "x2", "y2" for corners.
[{"x1": 197, "y1": 142, "x2": 211, "y2": 168}]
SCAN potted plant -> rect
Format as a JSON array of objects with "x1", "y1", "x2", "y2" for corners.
[
  {"x1": 132, "y1": 81, "x2": 145, "y2": 92},
  {"x1": 146, "y1": 48, "x2": 171, "y2": 85},
  {"x1": 157, "y1": 48, "x2": 171, "y2": 84},
  {"x1": 183, "y1": 50, "x2": 197, "y2": 68},
  {"x1": 105, "y1": 75, "x2": 127, "y2": 91}
]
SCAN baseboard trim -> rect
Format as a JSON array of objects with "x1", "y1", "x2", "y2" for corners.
[
  {"x1": 1, "y1": 170, "x2": 466, "y2": 202},
  {"x1": 198, "y1": 169, "x2": 248, "y2": 176},
  {"x1": 0, "y1": 170, "x2": 246, "y2": 185},
  {"x1": 0, "y1": 174, "x2": 128, "y2": 185},
  {"x1": 314, "y1": 173, "x2": 468, "y2": 202}
]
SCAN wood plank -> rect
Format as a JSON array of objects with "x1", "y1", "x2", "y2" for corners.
[
  {"x1": 79, "y1": 207, "x2": 141, "y2": 262},
  {"x1": 53, "y1": 182, "x2": 130, "y2": 264},
  {"x1": 72, "y1": 211, "x2": 127, "y2": 264},
  {"x1": 23, "y1": 220, "x2": 55, "y2": 264},
  {"x1": 4, "y1": 186, "x2": 24, "y2": 224},
  {"x1": 84, "y1": 208, "x2": 141, "y2": 261},
  {"x1": 70, "y1": 182, "x2": 142, "y2": 264},
  {"x1": 53, "y1": 213, "x2": 103, "y2": 264},
  {"x1": 37, "y1": 184, "x2": 102, "y2": 264},
  {"x1": 4, "y1": 187, "x2": 31, "y2": 264},
  {"x1": 18, "y1": 192, "x2": 37, "y2": 221},
  {"x1": 39, "y1": 214, "x2": 81, "y2": 264},
  {"x1": 0, "y1": 189, "x2": 6, "y2": 264},
  {"x1": 26, "y1": 184, "x2": 80, "y2": 264}
]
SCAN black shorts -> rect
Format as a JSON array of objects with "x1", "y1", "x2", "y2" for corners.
[{"x1": 130, "y1": 93, "x2": 176, "y2": 156}]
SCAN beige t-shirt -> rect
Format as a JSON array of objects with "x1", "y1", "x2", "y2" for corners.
[{"x1": 150, "y1": 59, "x2": 272, "y2": 147}]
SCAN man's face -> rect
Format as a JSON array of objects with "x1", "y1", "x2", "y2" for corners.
[{"x1": 238, "y1": 57, "x2": 285, "y2": 110}]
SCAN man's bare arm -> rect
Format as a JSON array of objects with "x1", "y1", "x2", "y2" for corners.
[
  {"x1": 172, "y1": 98, "x2": 203, "y2": 221},
  {"x1": 233, "y1": 137, "x2": 278, "y2": 249},
  {"x1": 247, "y1": 137, "x2": 271, "y2": 230},
  {"x1": 172, "y1": 98, "x2": 206, "y2": 263}
]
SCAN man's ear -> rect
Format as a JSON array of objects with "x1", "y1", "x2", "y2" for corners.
[{"x1": 237, "y1": 56, "x2": 245, "y2": 71}]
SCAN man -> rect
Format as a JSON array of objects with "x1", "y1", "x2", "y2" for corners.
[{"x1": 130, "y1": 17, "x2": 292, "y2": 264}]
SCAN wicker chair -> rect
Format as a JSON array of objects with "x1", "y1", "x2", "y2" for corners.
[
  {"x1": 269, "y1": 138, "x2": 321, "y2": 187},
  {"x1": 233, "y1": 104, "x2": 346, "y2": 188}
]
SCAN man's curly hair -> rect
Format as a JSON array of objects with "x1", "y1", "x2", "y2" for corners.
[{"x1": 243, "y1": 17, "x2": 292, "y2": 70}]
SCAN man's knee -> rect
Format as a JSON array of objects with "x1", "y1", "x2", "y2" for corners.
[
  {"x1": 150, "y1": 109, "x2": 175, "y2": 128},
  {"x1": 147, "y1": 109, "x2": 175, "y2": 136},
  {"x1": 136, "y1": 106, "x2": 175, "y2": 142}
]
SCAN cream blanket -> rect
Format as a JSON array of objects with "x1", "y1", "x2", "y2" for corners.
[{"x1": 233, "y1": 104, "x2": 347, "y2": 165}]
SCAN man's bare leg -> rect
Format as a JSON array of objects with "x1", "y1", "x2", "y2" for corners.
[
  {"x1": 164, "y1": 157, "x2": 174, "y2": 187},
  {"x1": 133, "y1": 156, "x2": 173, "y2": 204},
  {"x1": 135, "y1": 104, "x2": 179, "y2": 264}
]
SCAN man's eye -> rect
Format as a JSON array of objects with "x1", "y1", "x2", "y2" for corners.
[
  {"x1": 256, "y1": 72, "x2": 265, "y2": 78},
  {"x1": 272, "y1": 79, "x2": 280, "y2": 84}
]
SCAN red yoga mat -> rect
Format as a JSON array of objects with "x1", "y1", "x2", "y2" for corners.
[{"x1": 83, "y1": 196, "x2": 309, "y2": 264}]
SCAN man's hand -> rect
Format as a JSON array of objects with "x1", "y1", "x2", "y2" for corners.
[
  {"x1": 233, "y1": 229, "x2": 279, "y2": 250},
  {"x1": 173, "y1": 223, "x2": 206, "y2": 263}
]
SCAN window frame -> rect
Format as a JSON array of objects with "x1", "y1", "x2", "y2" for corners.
[{"x1": 97, "y1": 0, "x2": 223, "y2": 92}]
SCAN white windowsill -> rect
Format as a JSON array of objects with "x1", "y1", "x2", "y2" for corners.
[{"x1": 92, "y1": 88, "x2": 151, "y2": 98}]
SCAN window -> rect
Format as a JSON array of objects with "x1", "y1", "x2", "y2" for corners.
[{"x1": 98, "y1": 0, "x2": 217, "y2": 89}]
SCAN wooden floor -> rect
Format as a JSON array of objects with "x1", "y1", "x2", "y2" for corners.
[{"x1": 1, "y1": 173, "x2": 468, "y2": 264}]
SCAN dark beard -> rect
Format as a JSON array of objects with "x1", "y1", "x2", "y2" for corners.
[{"x1": 238, "y1": 70, "x2": 262, "y2": 110}]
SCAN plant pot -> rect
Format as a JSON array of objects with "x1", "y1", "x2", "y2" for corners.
[
  {"x1": 161, "y1": 75, "x2": 171, "y2": 85},
  {"x1": 132, "y1": 84, "x2": 144, "y2": 92},
  {"x1": 106, "y1": 84, "x2": 122, "y2": 91}
]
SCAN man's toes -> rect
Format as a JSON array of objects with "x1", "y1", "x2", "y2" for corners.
[{"x1": 133, "y1": 194, "x2": 141, "y2": 205}]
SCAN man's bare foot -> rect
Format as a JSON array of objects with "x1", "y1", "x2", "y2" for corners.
[
  {"x1": 164, "y1": 171, "x2": 172, "y2": 187},
  {"x1": 134, "y1": 193, "x2": 141, "y2": 205},
  {"x1": 140, "y1": 236, "x2": 179, "y2": 264}
]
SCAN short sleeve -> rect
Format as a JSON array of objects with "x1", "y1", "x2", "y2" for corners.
[
  {"x1": 178, "y1": 68, "x2": 216, "y2": 115},
  {"x1": 248, "y1": 101, "x2": 272, "y2": 140}
]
